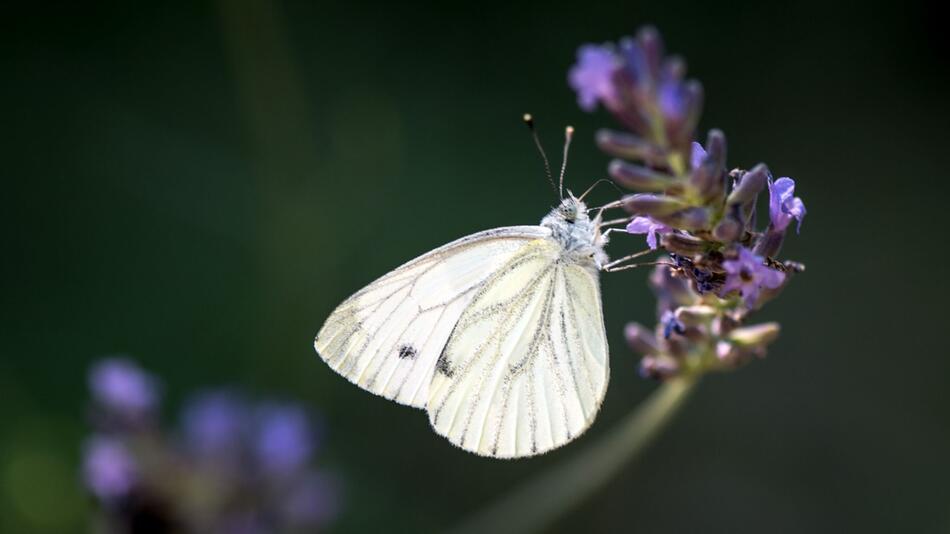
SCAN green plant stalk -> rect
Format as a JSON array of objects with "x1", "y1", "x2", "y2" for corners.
[{"x1": 449, "y1": 376, "x2": 698, "y2": 534}]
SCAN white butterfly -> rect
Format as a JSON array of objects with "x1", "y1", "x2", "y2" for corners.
[
  {"x1": 314, "y1": 121, "x2": 622, "y2": 458},
  {"x1": 314, "y1": 193, "x2": 615, "y2": 458}
]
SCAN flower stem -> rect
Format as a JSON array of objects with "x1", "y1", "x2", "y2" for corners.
[{"x1": 449, "y1": 376, "x2": 698, "y2": 534}]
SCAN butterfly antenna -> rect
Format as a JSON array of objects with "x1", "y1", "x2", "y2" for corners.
[
  {"x1": 523, "y1": 114, "x2": 557, "y2": 197},
  {"x1": 578, "y1": 178, "x2": 623, "y2": 202},
  {"x1": 559, "y1": 126, "x2": 574, "y2": 200}
]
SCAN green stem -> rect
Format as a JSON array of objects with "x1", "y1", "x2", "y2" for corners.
[{"x1": 449, "y1": 377, "x2": 698, "y2": 534}]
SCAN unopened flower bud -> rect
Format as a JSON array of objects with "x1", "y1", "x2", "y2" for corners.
[
  {"x1": 636, "y1": 26, "x2": 663, "y2": 82},
  {"x1": 689, "y1": 129, "x2": 726, "y2": 198},
  {"x1": 727, "y1": 163, "x2": 768, "y2": 205},
  {"x1": 713, "y1": 213, "x2": 743, "y2": 242},
  {"x1": 596, "y1": 129, "x2": 668, "y2": 166},
  {"x1": 608, "y1": 159, "x2": 676, "y2": 191},
  {"x1": 753, "y1": 227, "x2": 786, "y2": 257},
  {"x1": 728, "y1": 322, "x2": 780, "y2": 348},
  {"x1": 639, "y1": 355, "x2": 679, "y2": 380},
  {"x1": 624, "y1": 322, "x2": 659, "y2": 355},
  {"x1": 674, "y1": 305, "x2": 716, "y2": 326},
  {"x1": 661, "y1": 232, "x2": 706, "y2": 255},
  {"x1": 652, "y1": 207, "x2": 709, "y2": 231},
  {"x1": 705, "y1": 129, "x2": 726, "y2": 164},
  {"x1": 621, "y1": 193, "x2": 689, "y2": 216},
  {"x1": 678, "y1": 81, "x2": 704, "y2": 141}
]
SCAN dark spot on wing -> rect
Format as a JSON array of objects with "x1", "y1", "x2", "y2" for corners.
[
  {"x1": 435, "y1": 350, "x2": 454, "y2": 378},
  {"x1": 397, "y1": 344, "x2": 417, "y2": 359}
]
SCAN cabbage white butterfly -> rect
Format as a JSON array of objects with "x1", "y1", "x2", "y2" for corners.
[{"x1": 315, "y1": 121, "x2": 621, "y2": 458}]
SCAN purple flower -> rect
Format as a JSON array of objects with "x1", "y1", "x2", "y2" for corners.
[
  {"x1": 182, "y1": 390, "x2": 247, "y2": 457},
  {"x1": 721, "y1": 247, "x2": 785, "y2": 307},
  {"x1": 626, "y1": 216, "x2": 671, "y2": 249},
  {"x1": 768, "y1": 177, "x2": 806, "y2": 233},
  {"x1": 689, "y1": 141, "x2": 706, "y2": 171},
  {"x1": 88, "y1": 358, "x2": 159, "y2": 415},
  {"x1": 254, "y1": 404, "x2": 314, "y2": 476},
  {"x1": 82, "y1": 435, "x2": 137, "y2": 501},
  {"x1": 569, "y1": 45, "x2": 619, "y2": 112}
]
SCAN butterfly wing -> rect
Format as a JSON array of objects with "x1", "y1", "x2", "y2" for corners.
[
  {"x1": 426, "y1": 239, "x2": 609, "y2": 458},
  {"x1": 314, "y1": 226, "x2": 551, "y2": 408}
]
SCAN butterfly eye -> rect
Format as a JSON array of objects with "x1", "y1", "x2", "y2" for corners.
[{"x1": 559, "y1": 205, "x2": 576, "y2": 221}]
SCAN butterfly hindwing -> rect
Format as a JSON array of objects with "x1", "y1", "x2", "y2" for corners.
[
  {"x1": 426, "y1": 239, "x2": 609, "y2": 458},
  {"x1": 314, "y1": 226, "x2": 550, "y2": 408}
]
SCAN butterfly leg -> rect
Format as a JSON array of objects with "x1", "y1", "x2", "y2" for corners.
[
  {"x1": 600, "y1": 217, "x2": 632, "y2": 228},
  {"x1": 603, "y1": 260, "x2": 673, "y2": 272},
  {"x1": 603, "y1": 248, "x2": 676, "y2": 272},
  {"x1": 602, "y1": 248, "x2": 655, "y2": 271}
]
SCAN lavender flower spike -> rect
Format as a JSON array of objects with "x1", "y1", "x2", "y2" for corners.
[
  {"x1": 768, "y1": 177, "x2": 806, "y2": 233},
  {"x1": 569, "y1": 45, "x2": 620, "y2": 112},
  {"x1": 626, "y1": 216, "x2": 671, "y2": 249},
  {"x1": 721, "y1": 247, "x2": 785, "y2": 307}
]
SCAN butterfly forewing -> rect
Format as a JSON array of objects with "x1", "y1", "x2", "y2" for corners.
[
  {"x1": 314, "y1": 226, "x2": 550, "y2": 408},
  {"x1": 426, "y1": 239, "x2": 609, "y2": 458}
]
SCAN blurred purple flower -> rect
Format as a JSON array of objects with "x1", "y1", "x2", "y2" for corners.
[
  {"x1": 83, "y1": 359, "x2": 342, "y2": 532},
  {"x1": 88, "y1": 358, "x2": 159, "y2": 415},
  {"x1": 82, "y1": 435, "x2": 137, "y2": 501},
  {"x1": 282, "y1": 471, "x2": 341, "y2": 527},
  {"x1": 768, "y1": 177, "x2": 806, "y2": 233},
  {"x1": 182, "y1": 390, "x2": 247, "y2": 457},
  {"x1": 569, "y1": 45, "x2": 619, "y2": 112},
  {"x1": 254, "y1": 404, "x2": 314, "y2": 476},
  {"x1": 721, "y1": 247, "x2": 785, "y2": 307},
  {"x1": 626, "y1": 216, "x2": 671, "y2": 249}
]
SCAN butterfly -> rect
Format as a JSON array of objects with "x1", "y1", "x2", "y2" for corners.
[{"x1": 314, "y1": 121, "x2": 627, "y2": 458}]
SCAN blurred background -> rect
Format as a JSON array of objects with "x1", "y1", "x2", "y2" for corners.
[{"x1": 3, "y1": 0, "x2": 948, "y2": 532}]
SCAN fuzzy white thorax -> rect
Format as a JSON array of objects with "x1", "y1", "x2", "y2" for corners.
[{"x1": 540, "y1": 196, "x2": 609, "y2": 271}]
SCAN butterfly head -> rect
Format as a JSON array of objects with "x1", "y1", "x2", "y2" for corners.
[
  {"x1": 552, "y1": 194, "x2": 588, "y2": 224},
  {"x1": 542, "y1": 195, "x2": 608, "y2": 269}
]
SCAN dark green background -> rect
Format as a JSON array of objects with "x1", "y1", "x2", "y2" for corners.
[{"x1": 3, "y1": 1, "x2": 947, "y2": 532}]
